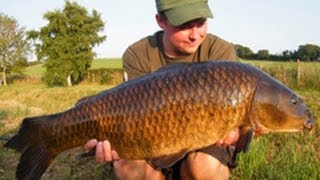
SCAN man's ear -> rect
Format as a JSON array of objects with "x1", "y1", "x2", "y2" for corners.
[{"x1": 155, "y1": 13, "x2": 166, "y2": 29}]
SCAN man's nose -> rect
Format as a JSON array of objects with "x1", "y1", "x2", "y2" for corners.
[{"x1": 189, "y1": 27, "x2": 201, "y2": 40}]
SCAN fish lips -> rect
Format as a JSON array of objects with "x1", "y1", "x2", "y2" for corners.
[{"x1": 303, "y1": 110, "x2": 315, "y2": 130}]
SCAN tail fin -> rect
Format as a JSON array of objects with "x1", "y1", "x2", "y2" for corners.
[{"x1": 4, "y1": 115, "x2": 58, "y2": 180}]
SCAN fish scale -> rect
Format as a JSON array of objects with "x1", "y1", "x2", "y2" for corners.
[{"x1": 4, "y1": 61, "x2": 314, "y2": 180}]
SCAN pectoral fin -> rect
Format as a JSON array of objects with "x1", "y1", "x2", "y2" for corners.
[
  {"x1": 198, "y1": 127, "x2": 254, "y2": 169},
  {"x1": 228, "y1": 126, "x2": 254, "y2": 168},
  {"x1": 197, "y1": 144, "x2": 235, "y2": 167},
  {"x1": 235, "y1": 127, "x2": 254, "y2": 154},
  {"x1": 148, "y1": 150, "x2": 189, "y2": 170}
]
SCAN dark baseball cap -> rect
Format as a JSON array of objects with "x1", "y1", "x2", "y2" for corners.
[{"x1": 156, "y1": 0, "x2": 213, "y2": 26}]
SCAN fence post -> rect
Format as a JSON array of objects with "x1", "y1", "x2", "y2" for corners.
[{"x1": 297, "y1": 59, "x2": 301, "y2": 86}]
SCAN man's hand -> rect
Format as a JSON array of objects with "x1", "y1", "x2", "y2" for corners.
[
  {"x1": 216, "y1": 128, "x2": 240, "y2": 146},
  {"x1": 83, "y1": 139, "x2": 119, "y2": 163}
]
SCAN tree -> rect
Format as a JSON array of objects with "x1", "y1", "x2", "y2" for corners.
[
  {"x1": 0, "y1": 13, "x2": 31, "y2": 86},
  {"x1": 281, "y1": 50, "x2": 293, "y2": 61},
  {"x1": 257, "y1": 49, "x2": 270, "y2": 60},
  {"x1": 234, "y1": 44, "x2": 254, "y2": 59},
  {"x1": 296, "y1": 44, "x2": 320, "y2": 61},
  {"x1": 28, "y1": 1, "x2": 106, "y2": 86}
]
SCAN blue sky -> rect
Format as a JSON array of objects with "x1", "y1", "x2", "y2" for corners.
[{"x1": 1, "y1": 0, "x2": 319, "y2": 58}]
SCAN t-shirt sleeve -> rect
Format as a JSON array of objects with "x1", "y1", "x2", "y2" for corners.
[
  {"x1": 121, "y1": 33, "x2": 164, "y2": 81},
  {"x1": 216, "y1": 43, "x2": 238, "y2": 61},
  {"x1": 207, "y1": 35, "x2": 239, "y2": 61},
  {"x1": 122, "y1": 47, "x2": 149, "y2": 81}
]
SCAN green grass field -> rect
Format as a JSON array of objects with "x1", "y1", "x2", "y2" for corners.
[
  {"x1": 91, "y1": 58, "x2": 123, "y2": 69},
  {"x1": 0, "y1": 59, "x2": 319, "y2": 179},
  {"x1": 24, "y1": 58, "x2": 123, "y2": 75}
]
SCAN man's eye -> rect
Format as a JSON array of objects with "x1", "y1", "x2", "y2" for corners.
[{"x1": 197, "y1": 21, "x2": 205, "y2": 28}]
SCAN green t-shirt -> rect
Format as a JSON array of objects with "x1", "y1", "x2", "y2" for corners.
[{"x1": 122, "y1": 31, "x2": 238, "y2": 80}]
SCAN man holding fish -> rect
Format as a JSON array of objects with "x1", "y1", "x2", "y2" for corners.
[{"x1": 84, "y1": 0, "x2": 240, "y2": 179}]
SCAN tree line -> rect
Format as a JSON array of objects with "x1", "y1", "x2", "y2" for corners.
[
  {"x1": 235, "y1": 44, "x2": 320, "y2": 61},
  {"x1": 0, "y1": 0, "x2": 319, "y2": 87}
]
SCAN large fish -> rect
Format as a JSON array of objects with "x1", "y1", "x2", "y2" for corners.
[{"x1": 4, "y1": 61, "x2": 314, "y2": 180}]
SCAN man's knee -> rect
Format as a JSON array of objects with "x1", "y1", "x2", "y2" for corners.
[
  {"x1": 113, "y1": 160, "x2": 165, "y2": 180},
  {"x1": 180, "y1": 152, "x2": 230, "y2": 180}
]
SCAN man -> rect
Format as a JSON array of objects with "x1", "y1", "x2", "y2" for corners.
[{"x1": 84, "y1": 0, "x2": 240, "y2": 179}]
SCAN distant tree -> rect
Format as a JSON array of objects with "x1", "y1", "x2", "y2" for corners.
[
  {"x1": 257, "y1": 49, "x2": 270, "y2": 60},
  {"x1": 281, "y1": 50, "x2": 292, "y2": 61},
  {"x1": 234, "y1": 44, "x2": 254, "y2": 59},
  {"x1": 0, "y1": 13, "x2": 31, "y2": 86},
  {"x1": 28, "y1": 1, "x2": 106, "y2": 86},
  {"x1": 295, "y1": 44, "x2": 320, "y2": 61}
]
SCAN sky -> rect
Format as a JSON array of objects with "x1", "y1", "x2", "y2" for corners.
[{"x1": 1, "y1": 0, "x2": 319, "y2": 58}]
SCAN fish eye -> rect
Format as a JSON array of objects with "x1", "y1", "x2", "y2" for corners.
[{"x1": 291, "y1": 98, "x2": 297, "y2": 105}]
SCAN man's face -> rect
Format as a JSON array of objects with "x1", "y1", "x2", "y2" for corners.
[{"x1": 160, "y1": 18, "x2": 208, "y2": 57}]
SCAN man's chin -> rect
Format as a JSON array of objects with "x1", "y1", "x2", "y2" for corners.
[{"x1": 180, "y1": 47, "x2": 199, "y2": 54}]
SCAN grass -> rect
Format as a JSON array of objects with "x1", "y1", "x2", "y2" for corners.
[
  {"x1": 92, "y1": 58, "x2": 122, "y2": 69},
  {"x1": 0, "y1": 84, "x2": 112, "y2": 179},
  {"x1": 242, "y1": 60, "x2": 320, "y2": 90},
  {"x1": 15, "y1": 58, "x2": 123, "y2": 85},
  {"x1": 24, "y1": 63, "x2": 46, "y2": 75},
  {"x1": 0, "y1": 60, "x2": 319, "y2": 179},
  {"x1": 24, "y1": 58, "x2": 122, "y2": 76}
]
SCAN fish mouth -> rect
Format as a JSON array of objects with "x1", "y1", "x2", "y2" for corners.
[
  {"x1": 304, "y1": 118, "x2": 314, "y2": 130},
  {"x1": 303, "y1": 110, "x2": 315, "y2": 130}
]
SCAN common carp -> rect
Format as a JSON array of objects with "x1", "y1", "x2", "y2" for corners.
[{"x1": 4, "y1": 61, "x2": 314, "y2": 180}]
